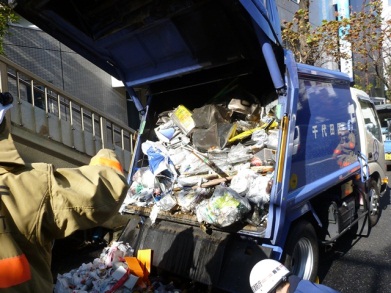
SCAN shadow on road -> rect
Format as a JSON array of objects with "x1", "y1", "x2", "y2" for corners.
[
  {"x1": 317, "y1": 187, "x2": 391, "y2": 283},
  {"x1": 380, "y1": 186, "x2": 391, "y2": 211}
]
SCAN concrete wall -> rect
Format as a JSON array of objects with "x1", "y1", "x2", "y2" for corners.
[{"x1": 3, "y1": 25, "x2": 129, "y2": 127}]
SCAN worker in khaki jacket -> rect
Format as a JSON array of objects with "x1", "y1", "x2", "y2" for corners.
[{"x1": 0, "y1": 92, "x2": 129, "y2": 292}]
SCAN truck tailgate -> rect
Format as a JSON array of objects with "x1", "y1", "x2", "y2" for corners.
[{"x1": 118, "y1": 212, "x2": 272, "y2": 292}]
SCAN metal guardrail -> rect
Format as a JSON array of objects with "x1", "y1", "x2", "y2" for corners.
[{"x1": 0, "y1": 55, "x2": 136, "y2": 173}]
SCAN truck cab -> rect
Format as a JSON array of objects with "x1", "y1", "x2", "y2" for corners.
[
  {"x1": 350, "y1": 88, "x2": 388, "y2": 218},
  {"x1": 6, "y1": 0, "x2": 388, "y2": 292},
  {"x1": 351, "y1": 88, "x2": 387, "y2": 189}
]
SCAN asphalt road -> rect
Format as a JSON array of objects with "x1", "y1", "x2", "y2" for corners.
[{"x1": 319, "y1": 187, "x2": 391, "y2": 293}]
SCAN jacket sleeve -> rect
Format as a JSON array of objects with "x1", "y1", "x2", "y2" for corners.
[{"x1": 49, "y1": 149, "x2": 129, "y2": 238}]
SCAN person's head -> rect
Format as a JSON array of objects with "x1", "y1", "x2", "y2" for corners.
[
  {"x1": 0, "y1": 92, "x2": 14, "y2": 106},
  {"x1": 249, "y1": 259, "x2": 291, "y2": 293},
  {"x1": 337, "y1": 122, "x2": 349, "y2": 136},
  {"x1": 0, "y1": 92, "x2": 13, "y2": 133}
]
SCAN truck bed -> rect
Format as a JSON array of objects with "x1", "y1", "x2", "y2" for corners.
[{"x1": 122, "y1": 204, "x2": 268, "y2": 238}]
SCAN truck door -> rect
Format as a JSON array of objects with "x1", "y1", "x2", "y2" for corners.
[
  {"x1": 355, "y1": 94, "x2": 387, "y2": 197},
  {"x1": 376, "y1": 104, "x2": 391, "y2": 175},
  {"x1": 288, "y1": 75, "x2": 360, "y2": 195},
  {"x1": 271, "y1": 66, "x2": 361, "y2": 249},
  {"x1": 357, "y1": 97, "x2": 384, "y2": 166}
]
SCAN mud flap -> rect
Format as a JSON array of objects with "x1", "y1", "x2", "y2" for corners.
[
  {"x1": 119, "y1": 216, "x2": 272, "y2": 292},
  {"x1": 356, "y1": 188, "x2": 370, "y2": 237},
  {"x1": 356, "y1": 152, "x2": 370, "y2": 236}
]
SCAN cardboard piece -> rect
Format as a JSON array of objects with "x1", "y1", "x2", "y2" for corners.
[
  {"x1": 171, "y1": 105, "x2": 195, "y2": 135},
  {"x1": 124, "y1": 257, "x2": 144, "y2": 278},
  {"x1": 137, "y1": 249, "x2": 152, "y2": 275},
  {"x1": 125, "y1": 256, "x2": 149, "y2": 288}
]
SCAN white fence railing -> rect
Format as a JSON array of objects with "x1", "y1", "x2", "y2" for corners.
[{"x1": 0, "y1": 55, "x2": 136, "y2": 174}]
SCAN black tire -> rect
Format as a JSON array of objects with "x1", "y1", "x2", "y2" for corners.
[
  {"x1": 282, "y1": 220, "x2": 319, "y2": 282},
  {"x1": 368, "y1": 179, "x2": 381, "y2": 227}
]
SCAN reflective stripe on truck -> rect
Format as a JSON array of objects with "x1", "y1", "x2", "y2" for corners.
[{"x1": 277, "y1": 114, "x2": 289, "y2": 183}]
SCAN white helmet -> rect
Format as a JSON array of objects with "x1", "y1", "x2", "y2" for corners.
[
  {"x1": 249, "y1": 259, "x2": 291, "y2": 293},
  {"x1": 338, "y1": 122, "x2": 348, "y2": 132}
]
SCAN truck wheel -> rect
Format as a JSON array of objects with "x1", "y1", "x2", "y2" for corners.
[
  {"x1": 282, "y1": 220, "x2": 319, "y2": 282},
  {"x1": 368, "y1": 179, "x2": 381, "y2": 227}
]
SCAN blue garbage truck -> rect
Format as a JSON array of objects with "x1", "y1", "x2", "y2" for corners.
[{"x1": 8, "y1": 0, "x2": 388, "y2": 292}]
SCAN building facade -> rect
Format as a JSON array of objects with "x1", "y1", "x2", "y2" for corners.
[{"x1": 3, "y1": 21, "x2": 130, "y2": 127}]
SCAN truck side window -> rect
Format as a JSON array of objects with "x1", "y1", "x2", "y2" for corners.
[
  {"x1": 289, "y1": 78, "x2": 359, "y2": 191},
  {"x1": 359, "y1": 99, "x2": 382, "y2": 142}
]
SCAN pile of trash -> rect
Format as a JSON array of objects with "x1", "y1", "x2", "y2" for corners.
[
  {"x1": 55, "y1": 241, "x2": 181, "y2": 293},
  {"x1": 122, "y1": 92, "x2": 280, "y2": 229}
]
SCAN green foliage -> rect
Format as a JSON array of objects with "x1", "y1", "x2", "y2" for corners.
[
  {"x1": 282, "y1": 8, "x2": 343, "y2": 66},
  {"x1": 282, "y1": 0, "x2": 390, "y2": 98},
  {"x1": 0, "y1": 4, "x2": 18, "y2": 55}
]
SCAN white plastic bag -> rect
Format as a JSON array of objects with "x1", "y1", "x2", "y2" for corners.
[
  {"x1": 156, "y1": 193, "x2": 177, "y2": 211},
  {"x1": 230, "y1": 169, "x2": 258, "y2": 196},
  {"x1": 196, "y1": 186, "x2": 251, "y2": 227},
  {"x1": 246, "y1": 174, "x2": 272, "y2": 206},
  {"x1": 177, "y1": 188, "x2": 211, "y2": 213},
  {"x1": 141, "y1": 140, "x2": 177, "y2": 179}
]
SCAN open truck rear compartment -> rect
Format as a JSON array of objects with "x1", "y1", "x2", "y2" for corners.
[
  {"x1": 117, "y1": 74, "x2": 279, "y2": 292},
  {"x1": 124, "y1": 72, "x2": 280, "y2": 229}
]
